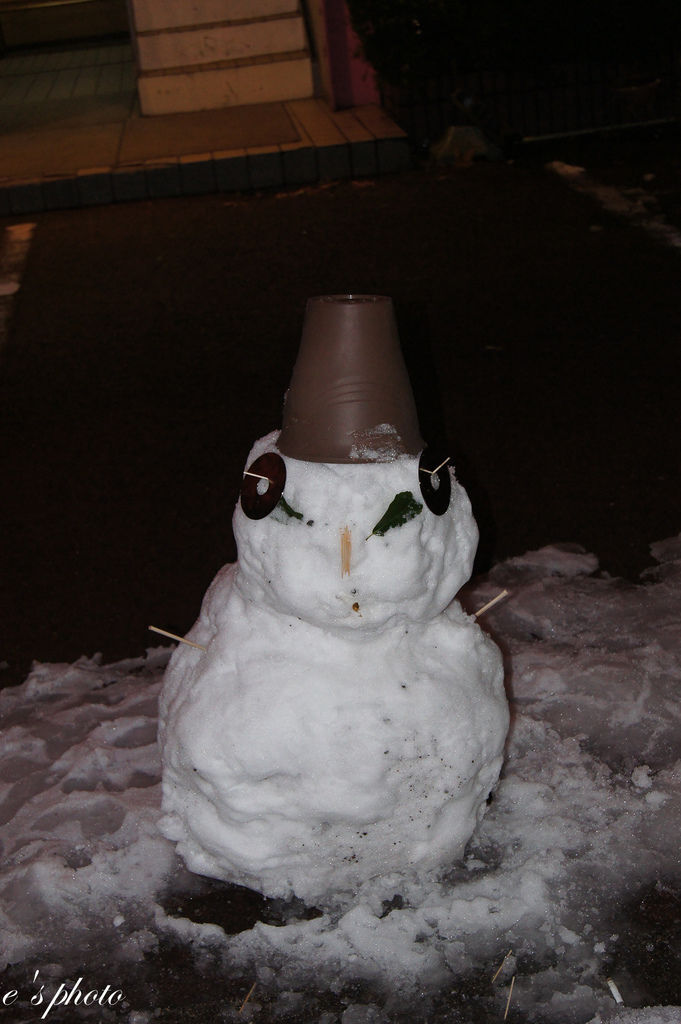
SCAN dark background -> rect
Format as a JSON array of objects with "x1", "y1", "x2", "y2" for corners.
[{"x1": 1, "y1": 154, "x2": 681, "y2": 687}]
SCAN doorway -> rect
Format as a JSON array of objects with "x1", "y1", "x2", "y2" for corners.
[{"x1": 1, "y1": 0, "x2": 129, "y2": 50}]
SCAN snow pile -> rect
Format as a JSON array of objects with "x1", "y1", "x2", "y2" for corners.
[
  {"x1": 0, "y1": 650, "x2": 173, "y2": 970},
  {"x1": 0, "y1": 538, "x2": 680, "y2": 1021},
  {"x1": 159, "y1": 432, "x2": 508, "y2": 903}
]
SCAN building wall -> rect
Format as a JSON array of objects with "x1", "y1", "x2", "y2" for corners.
[{"x1": 119, "y1": 0, "x2": 379, "y2": 113}]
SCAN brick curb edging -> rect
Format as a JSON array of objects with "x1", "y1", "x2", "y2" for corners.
[{"x1": 0, "y1": 136, "x2": 412, "y2": 216}]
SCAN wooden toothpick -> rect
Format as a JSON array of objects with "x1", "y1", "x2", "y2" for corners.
[
  {"x1": 148, "y1": 625, "x2": 206, "y2": 652},
  {"x1": 243, "y1": 471, "x2": 273, "y2": 483},
  {"x1": 503, "y1": 976, "x2": 515, "y2": 1020},
  {"x1": 606, "y1": 978, "x2": 624, "y2": 1005},
  {"x1": 492, "y1": 948, "x2": 513, "y2": 983},
  {"x1": 419, "y1": 455, "x2": 451, "y2": 476},
  {"x1": 340, "y1": 525, "x2": 352, "y2": 577},
  {"x1": 474, "y1": 589, "x2": 509, "y2": 618},
  {"x1": 239, "y1": 981, "x2": 257, "y2": 1013}
]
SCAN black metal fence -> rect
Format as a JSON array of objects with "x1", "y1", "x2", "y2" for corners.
[{"x1": 381, "y1": 48, "x2": 680, "y2": 149}]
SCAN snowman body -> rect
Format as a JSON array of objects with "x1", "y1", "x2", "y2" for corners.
[{"x1": 159, "y1": 431, "x2": 508, "y2": 903}]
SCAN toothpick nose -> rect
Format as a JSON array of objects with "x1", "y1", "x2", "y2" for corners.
[{"x1": 340, "y1": 526, "x2": 352, "y2": 577}]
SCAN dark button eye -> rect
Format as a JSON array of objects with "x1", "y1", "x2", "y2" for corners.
[
  {"x1": 240, "y1": 452, "x2": 286, "y2": 520},
  {"x1": 418, "y1": 447, "x2": 451, "y2": 515}
]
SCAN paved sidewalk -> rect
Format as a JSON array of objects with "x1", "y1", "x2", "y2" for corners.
[{"x1": 0, "y1": 40, "x2": 411, "y2": 214}]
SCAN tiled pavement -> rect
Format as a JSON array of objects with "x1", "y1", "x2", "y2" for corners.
[{"x1": 0, "y1": 40, "x2": 412, "y2": 214}]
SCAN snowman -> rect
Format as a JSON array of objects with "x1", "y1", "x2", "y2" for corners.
[{"x1": 158, "y1": 295, "x2": 508, "y2": 905}]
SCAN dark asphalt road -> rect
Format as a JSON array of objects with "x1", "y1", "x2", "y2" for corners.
[{"x1": 1, "y1": 156, "x2": 681, "y2": 686}]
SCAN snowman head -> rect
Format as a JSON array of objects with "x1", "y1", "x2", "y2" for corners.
[
  {"x1": 231, "y1": 295, "x2": 478, "y2": 630},
  {"x1": 232, "y1": 431, "x2": 478, "y2": 631}
]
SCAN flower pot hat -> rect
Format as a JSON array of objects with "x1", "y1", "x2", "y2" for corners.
[{"x1": 278, "y1": 295, "x2": 424, "y2": 463}]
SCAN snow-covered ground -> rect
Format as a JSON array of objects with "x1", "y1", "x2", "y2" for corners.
[{"x1": 1, "y1": 539, "x2": 680, "y2": 1024}]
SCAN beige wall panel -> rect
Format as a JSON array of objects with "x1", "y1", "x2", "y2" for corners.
[
  {"x1": 131, "y1": 0, "x2": 298, "y2": 33},
  {"x1": 138, "y1": 57, "x2": 313, "y2": 113},
  {"x1": 137, "y1": 17, "x2": 306, "y2": 72}
]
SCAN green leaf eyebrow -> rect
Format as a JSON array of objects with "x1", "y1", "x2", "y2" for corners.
[
  {"x1": 367, "y1": 491, "x2": 423, "y2": 539},
  {"x1": 276, "y1": 496, "x2": 304, "y2": 520}
]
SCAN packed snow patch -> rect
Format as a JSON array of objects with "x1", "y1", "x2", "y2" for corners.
[
  {"x1": 549, "y1": 160, "x2": 681, "y2": 252},
  {"x1": 1, "y1": 538, "x2": 680, "y2": 1022}
]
